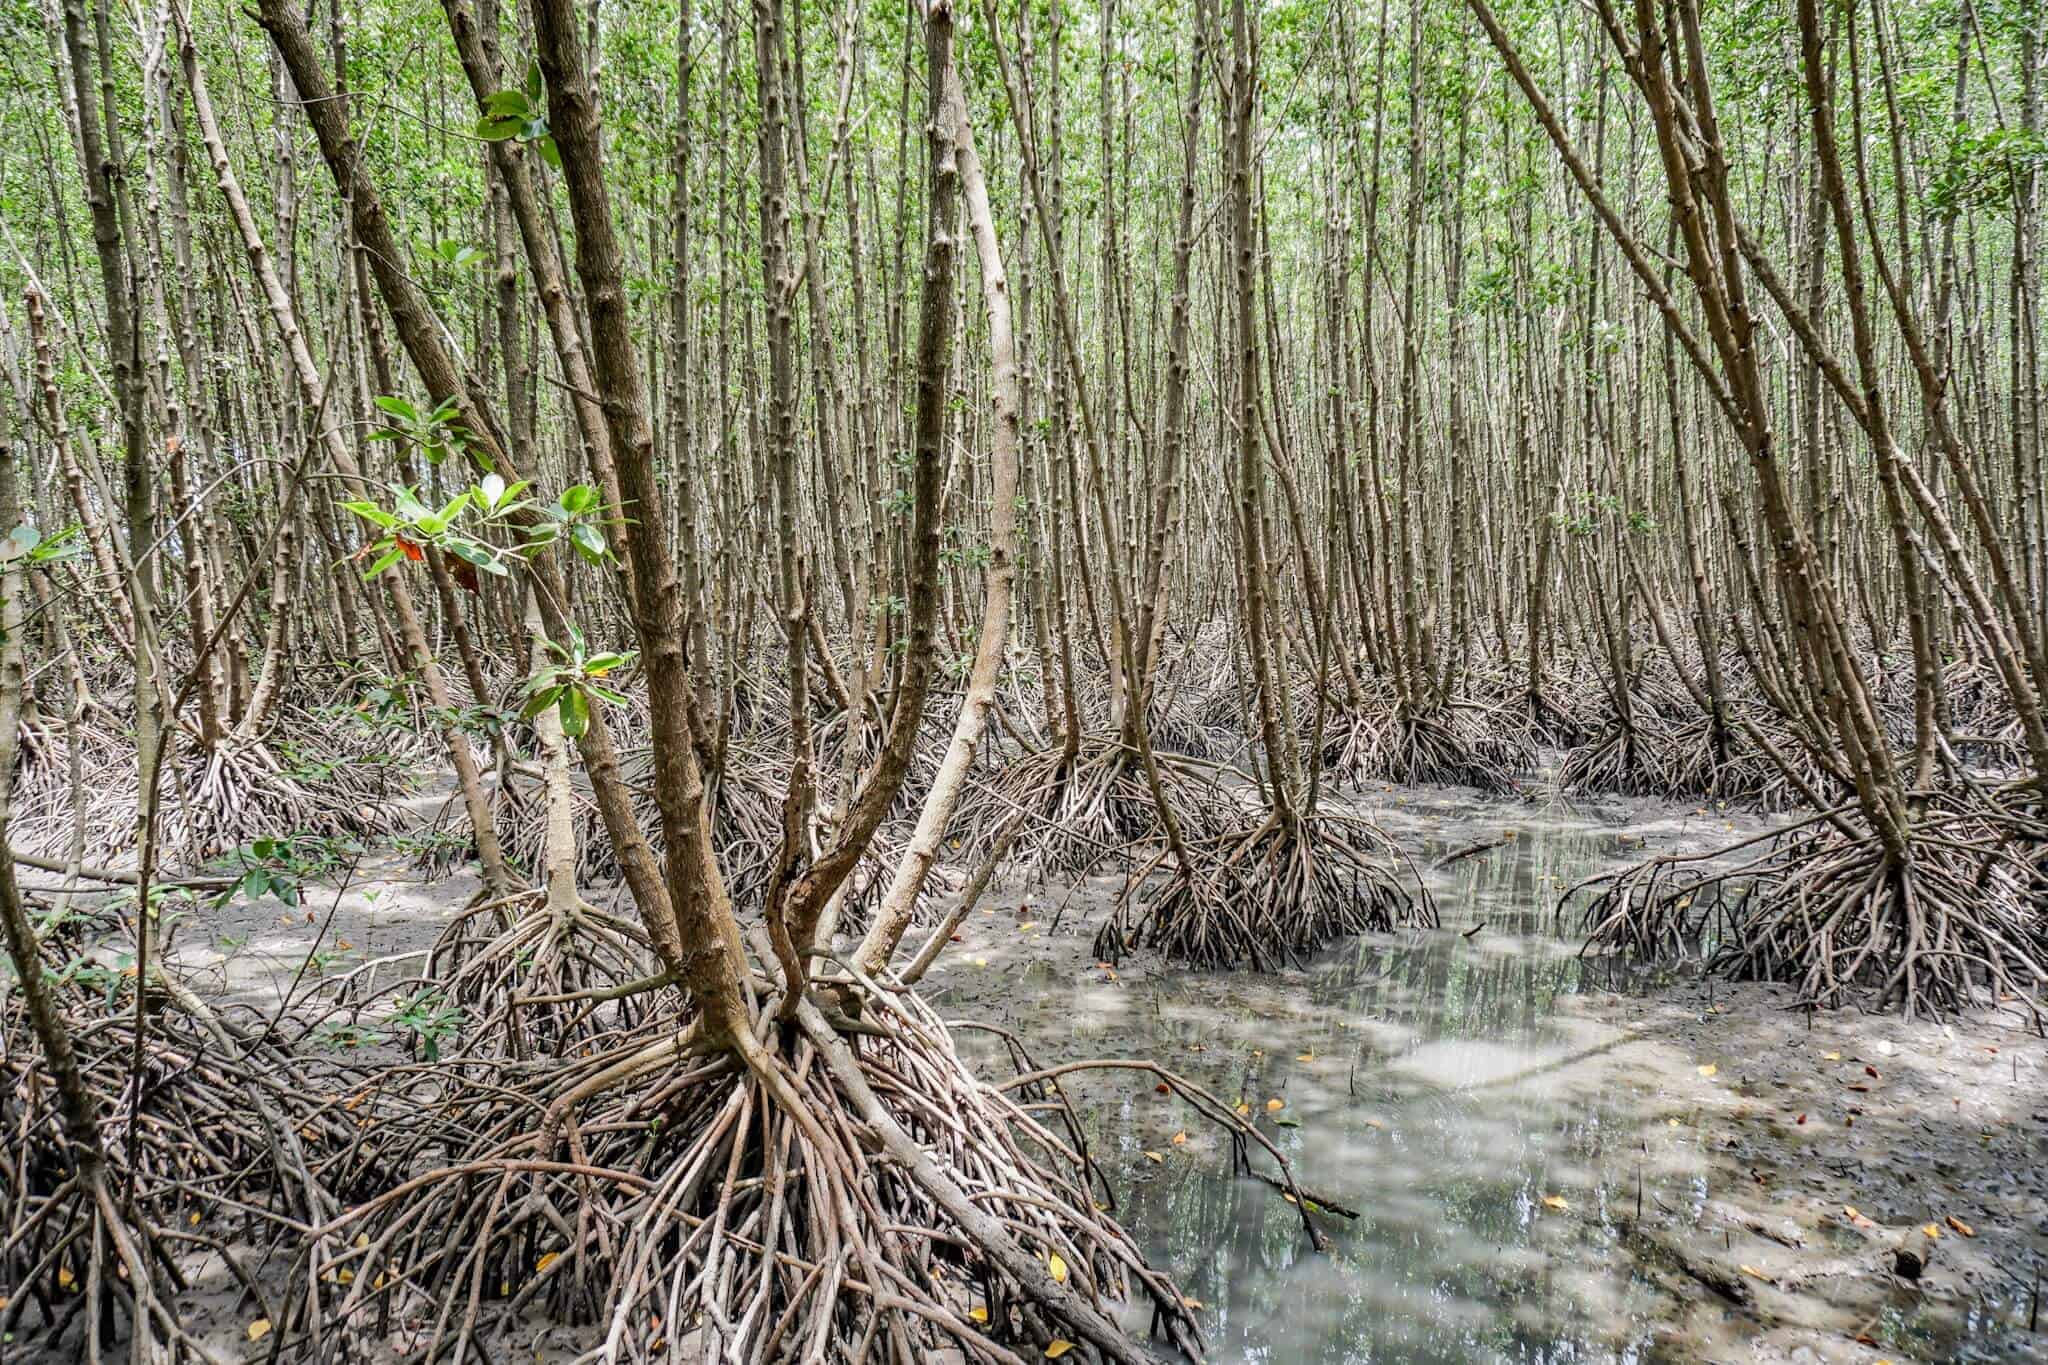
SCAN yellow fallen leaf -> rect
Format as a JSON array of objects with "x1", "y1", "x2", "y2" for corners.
[
  {"x1": 1667, "y1": 1118, "x2": 1681, "y2": 1127},
  {"x1": 190, "y1": 1212, "x2": 201, "y2": 1225},
  {"x1": 1822, "y1": 1051, "x2": 1842, "y2": 1061},
  {"x1": 1181, "y1": 1296, "x2": 1204, "y2": 1309},
  {"x1": 1265, "y1": 1098, "x2": 1285, "y2": 1112},
  {"x1": 247, "y1": 1320, "x2": 272, "y2": 1342},
  {"x1": 1018, "y1": 922, "x2": 1038, "y2": 931},
  {"x1": 1170, "y1": 1130, "x2": 1188, "y2": 1146},
  {"x1": 1541, "y1": 1195, "x2": 1569, "y2": 1211},
  {"x1": 537, "y1": 1252, "x2": 560, "y2": 1272},
  {"x1": 1235, "y1": 1102, "x2": 1250, "y2": 1116},
  {"x1": 1697, "y1": 1064, "x2": 1718, "y2": 1078},
  {"x1": 57, "y1": 1267, "x2": 75, "y2": 1289},
  {"x1": 1946, "y1": 1215, "x2": 1975, "y2": 1237},
  {"x1": 972, "y1": 957, "x2": 988, "y2": 968},
  {"x1": 1296, "y1": 1052, "x2": 1315, "y2": 1062},
  {"x1": 1144, "y1": 1150, "x2": 1164, "y2": 1163},
  {"x1": 1047, "y1": 1253, "x2": 1068, "y2": 1284},
  {"x1": 1921, "y1": 1223, "x2": 1943, "y2": 1239},
  {"x1": 1363, "y1": 1118, "x2": 1385, "y2": 1130},
  {"x1": 337, "y1": 1268, "x2": 354, "y2": 1285},
  {"x1": 967, "y1": 1306, "x2": 989, "y2": 1324},
  {"x1": 1045, "y1": 1343, "x2": 1074, "y2": 1359},
  {"x1": 1739, "y1": 1264, "x2": 1773, "y2": 1282}
]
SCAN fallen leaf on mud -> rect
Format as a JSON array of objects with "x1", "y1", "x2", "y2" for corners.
[
  {"x1": 1842, "y1": 1206, "x2": 1875, "y2": 1229},
  {"x1": 1018, "y1": 922, "x2": 1037, "y2": 931},
  {"x1": 1822, "y1": 1051, "x2": 1842, "y2": 1061},
  {"x1": 1181, "y1": 1296, "x2": 1204, "y2": 1309},
  {"x1": 57, "y1": 1267, "x2": 74, "y2": 1289},
  {"x1": 1047, "y1": 1253, "x2": 1068, "y2": 1284},
  {"x1": 1541, "y1": 1195, "x2": 1569, "y2": 1211},
  {"x1": 968, "y1": 1306, "x2": 989, "y2": 1323},
  {"x1": 1266, "y1": 1098, "x2": 1285, "y2": 1112},
  {"x1": 1796, "y1": 1114, "x2": 1808, "y2": 1125},
  {"x1": 1363, "y1": 1118, "x2": 1385, "y2": 1130},
  {"x1": 1921, "y1": 1223, "x2": 1943, "y2": 1239},
  {"x1": 1697, "y1": 1064, "x2": 1718, "y2": 1078},
  {"x1": 1739, "y1": 1264, "x2": 1773, "y2": 1282},
  {"x1": 1946, "y1": 1216, "x2": 1976, "y2": 1237},
  {"x1": 1297, "y1": 1052, "x2": 1315, "y2": 1062},
  {"x1": 537, "y1": 1252, "x2": 560, "y2": 1272},
  {"x1": 1864, "y1": 1065, "x2": 1880, "y2": 1079},
  {"x1": 247, "y1": 1320, "x2": 272, "y2": 1342},
  {"x1": 1144, "y1": 1151, "x2": 1164, "y2": 1163},
  {"x1": 971, "y1": 957, "x2": 988, "y2": 967},
  {"x1": 1170, "y1": 1131, "x2": 1189, "y2": 1145},
  {"x1": 1155, "y1": 1083, "x2": 1170, "y2": 1094},
  {"x1": 1045, "y1": 1343, "x2": 1074, "y2": 1359}
]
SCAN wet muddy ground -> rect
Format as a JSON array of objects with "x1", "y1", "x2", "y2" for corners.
[{"x1": 117, "y1": 782, "x2": 2048, "y2": 1361}]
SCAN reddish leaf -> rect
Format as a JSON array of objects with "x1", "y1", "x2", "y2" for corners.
[{"x1": 398, "y1": 537, "x2": 424, "y2": 562}]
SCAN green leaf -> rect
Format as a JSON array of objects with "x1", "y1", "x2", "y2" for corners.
[
  {"x1": 556, "y1": 687, "x2": 590, "y2": 739},
  {"x1": 483, "y1": 89, "x2": 531, "y2": 118},
  {"x1": 569, "y1": 522, "x2": 608, "y2": 565},
  {"x1": 476, "y1": 114, "x2": 524, "y2": 140},
  {"x1": 558, "y1": 485, "x2": 600, "y2": 516},
  {"x1": 341, "y1": 500, "x2": 398, "y2": 528},
  {"x1": 362, "y1": 546, "x2": 406, "y2": 579},
  {"x1": 524, "y1": 59, "x2": 544, "y2": 104},
  {"x1": 536, "y1": 135, "x2": 562, "y2": 169},
  {"x1": 373, "y1": 395, "x2": 419, "y2": 422},
  {"x1": 519, "y1": 685, "x2": 563, "y2": 721}
]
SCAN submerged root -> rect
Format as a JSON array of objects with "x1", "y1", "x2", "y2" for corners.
[
  {"x1": 300, "y1": 991, "x2": 1200, "y2": 1363},
  {"x1": 1569, "y1": 794, "x2": 2048, "y2": 1019},
  {"x1": 1102, "y1": 809, "x2": 1436, "y2": 970}
]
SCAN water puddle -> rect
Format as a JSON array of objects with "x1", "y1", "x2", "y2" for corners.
[{"x1": 941, "y1": 790, "x2": 2018, "y2": 1361}]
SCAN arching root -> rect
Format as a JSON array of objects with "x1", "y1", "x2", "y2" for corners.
[
  {"x1": 424, "y1": 888, "x2": 668, "y2": 1058},
  {"x1": 1101, "y1": 808, "x2": 1436, "y2": 970},
  {"x1": 1323, "y1": 702, "x2": 1532, "y2": 794},
  {"x1": 954, "y1": 737, "x2": 1236, "y2": 883},
  {"x1": 1568, "y1": 793, "x2": 2048, "y2": 1019},
  {"x1": 0, "y1": 964, "x2": 383, "y2": 1361},
  {"x1": 294, "y1": 991, "x2": 1201, "y2": 1363}
]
